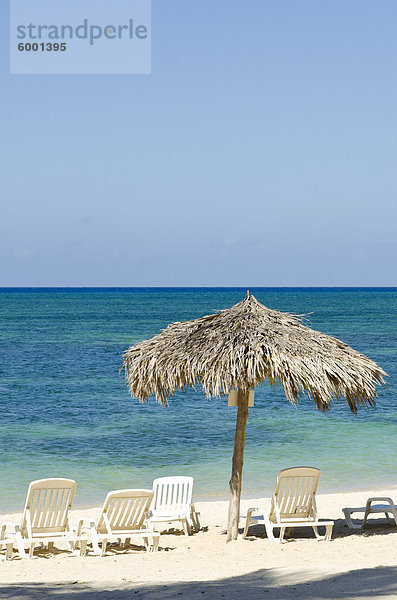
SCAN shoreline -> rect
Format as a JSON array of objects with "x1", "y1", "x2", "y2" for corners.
[
  {"x1": 2, "y1": 485, "x2": 397, "y2": 522},
  {"x1": 1, "y1": 481, "x2": 396, "y2": 515}
]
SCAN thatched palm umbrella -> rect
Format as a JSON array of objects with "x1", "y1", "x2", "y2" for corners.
[{"x1": 121, "y1": 292, "x2": 386, "y2": 542}]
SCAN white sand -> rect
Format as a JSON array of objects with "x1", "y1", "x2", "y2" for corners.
[{"x1": 1, "y1": 487, "x2": 396, "y2": 599}]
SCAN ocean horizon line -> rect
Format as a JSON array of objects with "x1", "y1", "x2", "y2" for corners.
[{"x1": 1, "y1": 286, "x2": 396, "y2": 292}]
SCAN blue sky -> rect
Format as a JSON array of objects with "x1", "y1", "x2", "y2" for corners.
[{"x1": 1, "y1": 0, "x2": 396, "y2": 286}]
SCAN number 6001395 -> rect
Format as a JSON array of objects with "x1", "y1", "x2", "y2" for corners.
[{"x1": 18, "y1": 42, "x2": 67, "y2": 51}]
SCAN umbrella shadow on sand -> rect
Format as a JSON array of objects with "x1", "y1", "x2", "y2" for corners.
[{"x1": 0, "y1": 566, "x2": 396, "y2": 599}]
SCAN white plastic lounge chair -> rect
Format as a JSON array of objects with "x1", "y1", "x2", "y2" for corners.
[
  {"x1": 2, "y1": 478, "x2": 87, "y2": 559},
  {"x1": 343, "y1": 497, "x2": 397, "y2": 529},
  {"x1": 81, "y1": 489, "x2": 159, "y2": 556},
  {"x1": 241, "y1": 467, "x2": 334, "y2": 543},
  {"x1": 149, "y1": 476, "x2": 200, "y2": 536}
]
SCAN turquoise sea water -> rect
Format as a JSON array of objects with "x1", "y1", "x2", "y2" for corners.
[{"x1": 0, "y1": 288, "x2": 395, "y2": 512}]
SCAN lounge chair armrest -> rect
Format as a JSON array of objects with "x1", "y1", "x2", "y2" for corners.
[
  {"x1": 143, "y1": 511, "x2": 155, "y2": 530},
  {"x1": 245, "y1": 506, "x2": 260, "y2": 515},
  {"x1": 243, "y1": 507, "x2": 271, "y2": 520},
  {"x1": 240, "y1": 507, "x2": 263, "y2": 539},
  {"x1": 1, "y1": 521, "x2": 20, "y2": 534},
  {"x1": 71, "y1": 518, "x2": 90, "y2": 536},
  {"x1": 76, "y1": 517, "x2": 97, "y2": 533},
  {"x1": 80, "y1": 517, "x2": 97, "y2": 524},
  {"x1": 365, "y1": 497, "x2": 395, "y2": 507}
]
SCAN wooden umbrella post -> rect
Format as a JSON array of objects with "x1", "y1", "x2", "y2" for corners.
[{"x1": 226, "y1": 389, "x2": 249, "y2": 542}]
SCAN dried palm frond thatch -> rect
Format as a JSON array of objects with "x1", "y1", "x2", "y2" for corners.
[
  {"x1": 121, "y1": 291, "x2": 386, "y2": 542},
  {"x1": 121, "y1": 292, "x2": 386, "y2": 413}
]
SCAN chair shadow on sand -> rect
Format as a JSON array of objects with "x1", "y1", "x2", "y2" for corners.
[
  {"x1": 6, "y1": 540, "x2": 176, "y2": 560},
  {"x1": 239, "y1": 516, "x2": 397, "y2": 542},
  {"x1": 0, "y1": 565, "x2": 396, "y2": 599}
]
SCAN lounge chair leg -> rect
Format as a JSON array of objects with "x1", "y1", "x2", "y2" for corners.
[
  {"x1": 362, "y1": 509, "x2": 371, "y2": 528},
  {"x1": 91, "y1": 529, "x2": 101, "y2": 555},
  {"x1": 124, "y1": 537, "x2": 131, "y2": 547},
  {"x1": 312, "y1": 526, "x2": 325, "y2": 540},
  {"x1": 48, "y1": 542, "x2": 54, "y2": 551},
  {"x1": 385, "y1": 509, "x2": 397, "y2": 525},
  {"x1": 15, "y1": 530, "x2": 26, "y2": 558},
  {"x1": 390, "y1": 505, "x2": 397, "y2": 525},
  {"x1": 264, "y1": 524, "x2": 276, "y2": 542},
  {"x1": 143, "y1": 536, "x2": 149, "y2": 551},
  {"x1": 79, "y1": 539, "x2": 87, "y2": 556},
  {"x1": 72, "y1": 519, "x2": 84, "y2": 552},
  {"x1": 183, "y1": 518, "x2": 192, "y2": 536},
  {"x1": 6, "y1": 542, "x2": 13, "y2": 560},
  {"x1": 29, "y1": 542, "x2": 35, "y2": 558},
  {"x1": 0, "y1": 525, "x2": 8, "y2": 557},
  {"x1": 343, "y1": 509, "x2": 362, "y2": 530},
  {"x1": 152, "y1": 534, "x2": 160, "y2": 552},
  {"x1": 242, "y1": 509, "x2": 254, "y2": 539},
  {"x1": 279, "y1": 527, "x2": 286, "y2": 543},
  {"x1": 192, "y1": 512, "x2": 201, "y2": 533},
  {"x1": 190, "y1": 506, "x2": 201, "y2": 532},
  {"x1": 325, "y1": 523, "x2": 333, "y2": 540},
  {"x1": 101, "y1": 540, "x2": 108, "y2": 556}
]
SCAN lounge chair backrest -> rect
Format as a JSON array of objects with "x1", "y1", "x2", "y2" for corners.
[
  {"x1": 152, "y1": 477, "x2": 194, "y2": 516},
  {"x1": 97, "y1": 489, "x2": 153, "y2": 534},
  {"x1": 21, "y1": 478, "x2": 76, "y2": 536},
  {"x1": 269, "y1": 467, "x2": 320, "y2": 521}
]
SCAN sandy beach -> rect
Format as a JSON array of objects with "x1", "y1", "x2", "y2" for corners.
[{"x1": 1, "y1": 486, "x2": 396, "y2": 600}]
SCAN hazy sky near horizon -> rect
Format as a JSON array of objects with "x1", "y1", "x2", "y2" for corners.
[{"x1": 0, "y1": 0, "x2": 396, "y2": 286}]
